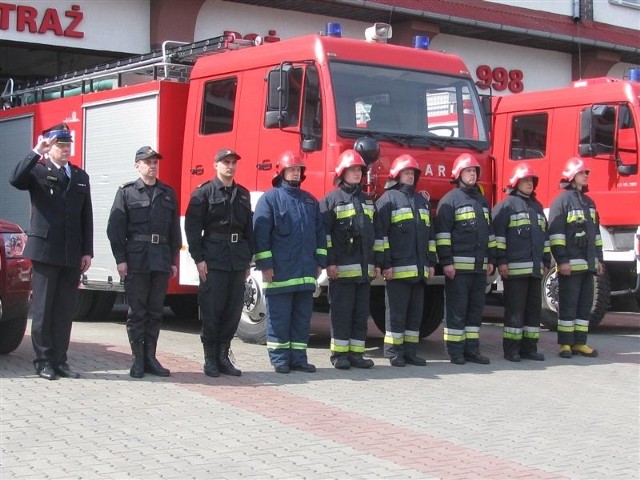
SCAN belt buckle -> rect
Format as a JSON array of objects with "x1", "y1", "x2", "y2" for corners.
[
  {"x1": 151, "y1": 234, "x2": 160, "y2": 244},
  {"x1": 230, "y1": 233, "x2": 239, "y2": 243}
]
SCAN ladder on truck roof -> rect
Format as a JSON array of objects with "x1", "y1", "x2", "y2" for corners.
[{"x1": 1, "y1": 34, "x2": 259, "y2": 108}]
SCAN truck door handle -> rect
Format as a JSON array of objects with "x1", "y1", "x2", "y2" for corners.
[
  {"x1": 257, "y1": 161, "x2": 272, "y2": 171},
  {"x1": 190, "y1": 164, "x2": 204, "y2": 175}
]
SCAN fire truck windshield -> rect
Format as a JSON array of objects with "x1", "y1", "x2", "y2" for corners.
[{"x1": 330, "y1": 61, "x2": 489, "y2": 144}]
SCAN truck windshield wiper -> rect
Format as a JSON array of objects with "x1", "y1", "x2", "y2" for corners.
[{"x1": 429, "y1": 136, "x2": 486, "y2": 153}]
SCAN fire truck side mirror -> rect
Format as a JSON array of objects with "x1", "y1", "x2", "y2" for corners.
[{"x1": 265, "y1": 67, "x2": 291, "y2": 128}]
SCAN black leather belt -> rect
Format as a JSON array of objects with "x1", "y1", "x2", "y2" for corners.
[
  {"x1": 131, "y1": 234, "x2": 168, "y2": 244},
  {"x1": 207, "y1": 232, "x2": 242, "y2": 243}
]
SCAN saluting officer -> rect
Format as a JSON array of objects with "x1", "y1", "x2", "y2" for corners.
[
  {"x1": 374, "y1": 154, "x2": 436, "y2": 367},
  {"x1": 107, "y1": 146, "x2": 181, "y2": 378},
  {"x1": 185, "y1": 148, "x2": 254, "y2": 378},
  {"x1": 10, "y1": 122, "x2": 93, "y2": 380},
  {"x1": 320, "y1": 149, "x2": 376, "y2": 370}
]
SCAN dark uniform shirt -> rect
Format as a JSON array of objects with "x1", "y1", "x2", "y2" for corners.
[
  {"x1": 184, "y1": 178, "x2": 254, "y2": 271},
  {"x1": 9, "y1": 152, "x2": 93, "y2": 267},
  {"x1": 107, "y1": 178, "x2": 181, "y2": 273}
]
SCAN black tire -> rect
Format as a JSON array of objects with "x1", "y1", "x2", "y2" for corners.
[
  {"x1": 369, "y1": 284, "x2": 444, "y2": 339},
  {"x1": 85, "y1": 292, "x2": 117, "y2": 321},
  {"x1": 236, "y1": 274, "x2": 267, "y2": 344},
  {"x1": 166, "y1": 294, "x2": 198, "y2": 319},
  {"x1": 541, "y1": 264, "x2": 611, "y2": 331},
  {"x1": 72, "y1": 290, "x2": 95, "y2": 321},
  {"x1": 0, "y1": 312, "x2": 28, "y2": 354}
]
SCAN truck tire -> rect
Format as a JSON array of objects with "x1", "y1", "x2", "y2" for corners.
[
  {"x1": 85, "y1": 291, "x2": 117, "y2": 321},
  {"x1": 236, "y1": 272, "x2": 267, "y2": 345},
  {"x1": 72, "y1": 290, "x2": 95, "y2": 321},
  {"x1": 370, "y1": 285, "x2": 444, "y2": 339},
  {"x1": 0, "y1": 313, "x2": 28, "y2": 354},
  {"x1": 541, "y1": 264, "x2": 611, "y2": 331},
  {"x1": 166, "y1": 294, "x2": 198, "y2": 319}
]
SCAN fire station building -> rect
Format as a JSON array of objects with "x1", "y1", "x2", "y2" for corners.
[{"x1": 1, "y1": 0, "x2": 639, "y2": 98}]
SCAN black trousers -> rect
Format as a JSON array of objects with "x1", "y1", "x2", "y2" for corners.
[
  {"x1": 384, "y1": 280, "x2": 424, "y2": 359},
  {"x1": 558, "y1": 272, "x2": 594, "y2": 346},
  {"x1": 502, "y1": 276, "x2": 542, "y2": 356},
  {"x1": 328, "y1": 281, "x2": 370, "y2": 358},
  {"x1": 124, "y1": 271, "x2": 170, "y2": 344},
  {"x1": 30, "y1": 260, "x2": 81, "y2": 369},
  {"x1": 444, "y1": 273, "x2": 486, "y2": 357},
  {"x1": 198, "y1": 269, "x2": 245, "y2": 345}
]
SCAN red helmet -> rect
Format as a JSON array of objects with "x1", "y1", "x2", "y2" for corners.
[
  {"x1": 334, "y1": 149, "x2": 366, "y2": 185},
  {"x1": 507, "y1": 162, "x2": 539, "y2": 189},
  {"x1": 561, "y1": 156, "x2": 590, "y2": 183},
  {"x1": 451, "y1": 153, "x2": 481, "y2": 182},
  {"x1": 389, "y1": 154, "x2": 420, "y2": 179},
  {"x1": 273, "y1": 151, "x2": 306, "y2": 186}
]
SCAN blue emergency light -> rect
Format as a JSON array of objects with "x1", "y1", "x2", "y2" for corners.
[
  {"x1": 413, "y1": 35, "x2": 430, "y2": 50},
  {"x1": 629, "y1": 67, "x2": 640, "y2": 83},
  {"x1": 325, "y1": 23, "x2": 342, "y2": 38}
]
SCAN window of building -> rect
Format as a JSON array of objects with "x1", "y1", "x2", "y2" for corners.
[
  {"x1": 510, "y1": 113, "x2": 548, "y2": 160},
  {"x1": 609, "y1": 0, "x2": 640, "y2": 10},
  {"x1": 201, "y1": 78, "x2": 237, "y2": 134}
]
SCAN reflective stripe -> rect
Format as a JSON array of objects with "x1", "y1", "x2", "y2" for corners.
[
  {"x1": 362, "y1": 204, "x2": 374, "y2": 221},
  {"x1": 444, "y1": 327, "x2": 465, "y2": 342},
  {"x1": 254, "y1": 250, "x2": 272, "y2": 260},
  {"x1": 549, "y1": 233, "x2": 565, "y2": 246},
  {"x1": 465, "y1": 326, "x2": 480, "y2": 339},
  {"x1": 523, "y1": 326, "x2": 540, "y2": 339},
  {"x1": 575, "y1": 318, "x2": 589, "y2": 332},
  {"x1": 373, "y1": 239, "x2": 385, "y2": 253},
  {"x1": 384, "y1": 330, "x2": 404, "y2": 345},
  {"x1": 267, "y1": 341, "x2": 291, "y2": 350},
  {"x1": 335, "y1": 203, "x2": 356, "y2": 219},
  {"x1": 291, "y1": 341, "x2": 307, "y2": 350},
  {"x1": 503, "y1": 326, "x2": 522, "y2": 340},
  {"x1": 483, "y1": 207, "x2": 490, "y2": 222},
  {"x1": 350, "y1": 339, "x2": 366, "y2": 348},
  {"x1": 330, "y1": 338, "x2": 350, "y2": 353},
  {"x1": 436, "y1": 232, "x2": 451, "y2": 246},
  {"x1": 537, "y1": 213, "x2": 547, "y2": 230},
  {"x1": 404, "y1": 329, "x2": 419, "y2": 343},
  {"x1": 567, "y1": 210, "x2": 586, "y2": 223},
  {"x1": 569, "y1": 259, "x2": 588, "y2": 271},
  {"x1": 264, "y1": 276, "x2": 317, "y2": 290},
  {"x1": 507, "y1": 261, "x2": 534, "y2": 275},
  {"x1": 453, "y1": 256, "x2": 476, "y2": 270},
  {"x1": 392, "y1": 265, "x2": 418, "y2": 279},
  {"x1": 391, "y1": 207, "x2": 413, "y2": 223},
  {"x1": 326, "y1": 234, "x2": 332, "y2": 248},
  {"x1": 337, "y1": 264, "x2": 363, "y2": 278},
  {"x1": 418, "y1": 208, "x2": 431, "y2": 226},
  {"x1": 557, "y1": 319, "x2": 574, "y2": 333},
  {"x1": 508, "y1": 212, "x2": 531, "y2": 227},
  {"x1": 455, "y1": 206, "x2": 475, "y2": 221},
  {"x1": 495, "y1": 236, "x2": 507, "y2": 250}
]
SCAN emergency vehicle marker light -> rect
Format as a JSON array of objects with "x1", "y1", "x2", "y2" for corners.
[
  {"x1": 629, "y1": 67, "x2": 640, "y2": 83},
  {"x1": 325, "y1": 23, "x2": 342, "y2": 38},
  {"x1": 413, "y1": 35, "x2": 430, "y2": 50}
]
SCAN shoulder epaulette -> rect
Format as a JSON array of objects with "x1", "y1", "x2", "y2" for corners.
[
  {"x1": 196, "y1": 180, "x2": 212, "y2": 188},
  {"x1": 119, "y1": 180, "x2": 136, "y2": 189}
]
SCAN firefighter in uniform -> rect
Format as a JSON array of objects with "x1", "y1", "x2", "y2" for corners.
[
  {"x1": 492, "y1": 163, "x2": 550, "y2": 362},
  {"x1": 549, "y1": 157, "x2": 603, "y2": 358},
  {"x1": 253, "y1": 151, "x2": 327, "y2": 374},
  {"x1": 184, "y1": 148, "x2": 253, "y2": 377},
  {"x1": 374, "y1": 154, "x2": 436, "y2": 367},
  {"x1": 10, "y1": 123, "x2": 93, "y2": 380},
  {"x1": 107, "y1": 146, "x2": 181, "y2": 378},
  {"x1": 320, "y1": 150, "x2": 376, "y2": 370},
  {"x1": 435, "y1": 153, "x2": 496, "y2": 365}
]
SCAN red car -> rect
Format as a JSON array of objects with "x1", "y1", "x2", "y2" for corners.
[{"x1": 0, "y1": 219, "x2": 32, "y2": 354}]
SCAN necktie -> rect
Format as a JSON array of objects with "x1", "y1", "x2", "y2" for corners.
[{"x1": 60, "y1": 166, "x2": 69, "y2": 187}]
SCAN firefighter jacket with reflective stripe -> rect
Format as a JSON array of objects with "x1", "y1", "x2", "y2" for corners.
[
  {"x1": 253, "y1": 183, "x2": 327, "y2": 295},
  {"x1": 548, "y1": 186, "x2": 603, "y2": 273},
  {"x1": 320, "y1": 184, "x2": 376, "y2": 282},
  {"x1": 435, "y1": 185, "x2": 496, "y2": 273},
  {"x1": 184, "y1": 178, "x2": 254, "y2": 271},
  {"x1": 491, "y1": 189, "x2": 551, "y2": 278},
  {"x1": 374, "y1": 183, "x2": 437, "y2": 282},
  {"x1": 107, "y1": 178, "x2": 181, "y2": 273}
]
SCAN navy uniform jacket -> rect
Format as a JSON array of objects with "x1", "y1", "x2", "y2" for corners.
[
  {"x1": 184, "y1": 178, "x2": 253, "y2": 271},
  {"x1": 253, "y1": 183, "x2": 327, "y2": 295},
  {"x1": 9, "y1": 151, "x2": 93, "y2": 267},
  {"x1": 491, "y1": 189, "x2": 551, "y2": 278},
  {"x1": 106, "y1": 178, "x2": 181, "y2": 273}
]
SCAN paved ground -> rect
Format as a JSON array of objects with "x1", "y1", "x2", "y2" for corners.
[{"x1": 1, "y1": 305, "x2": 639, "y2": 480}]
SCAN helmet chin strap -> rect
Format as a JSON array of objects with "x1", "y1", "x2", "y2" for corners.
[{"x1": 283, "y1": 178, "x2": 301, "y2": 188}]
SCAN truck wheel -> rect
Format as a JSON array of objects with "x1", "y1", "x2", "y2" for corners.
[
  {"x1": 72, "y1": 290, "x2": 95, "y2": 321},
  {"x1": 166, "y1": 294, "x2": 198, "y2": 319},
  {"x1": 0, "y1": 313, "x2": 28, "y2": 354},
  {"x1": 369, "y1": 285, "x2": 444, "y2": 338},
  {"x1": 541, "y1": 264, "x2": 611, "y2": 331},
  {"x1": 85, "y1": 292, "x2": 117, "y2": 321},
  {"x1": 236, "y1": 272, "x2": 267, "y2": 344}
]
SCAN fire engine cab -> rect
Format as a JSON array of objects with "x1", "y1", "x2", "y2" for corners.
[
  {"x1": 491, "y1": 70, "x2": 640, "y2": 329},
  {"x1": 0, "y1": 23, "x2": 492, "y2": 342}
]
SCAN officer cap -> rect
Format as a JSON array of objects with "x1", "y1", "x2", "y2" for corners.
[
  {"x1": 215, "y1": 148, "x2": 241, "y2": 163},
  {"x1": 42, "y1": 123, "x2": 73, "y2": 143},
  {"x1": 135, "y1": 146, "x2": 163, "y2": 162}
]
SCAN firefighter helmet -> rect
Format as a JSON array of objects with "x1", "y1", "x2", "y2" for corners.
[
  {"x1": 450, "y1": 153, "x2": 481, "y2": 183},
  {"x1": 334, "y1": 149, "x2": 366, "y2": 185},
  {"x1": 507, "y1": 162, "x2": 539, "y2": 189},
  {"x1": 560, "y1": 156, "x2": 590, "y2": 183},
  {"x1": 273, "y1": 151, "x2": 306, "y2": 186},
  {"x1": 389, "y1": 154, "x2": 420, "y2": 179}
]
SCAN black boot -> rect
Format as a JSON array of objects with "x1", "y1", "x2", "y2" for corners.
[
  {"x1": 144, "y1": 341, "x2": 171, "y2": 377},
  {"x1": 203, "y1": 343, "x2": 219, "y2": 377},
  {"x1": 129, "y1": 341, "x2": 145, "y2": 378},
  {"x1": 218, "y1": 342, "x2": 242, "y2": 377}
]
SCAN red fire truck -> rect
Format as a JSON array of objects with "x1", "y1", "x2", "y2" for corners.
[
  {"x1": 491, "y1": 72, "x2": 640, "y2": 329},
  {"x1": 0, "y1": 23, "x2": 492, "y2": 343}
]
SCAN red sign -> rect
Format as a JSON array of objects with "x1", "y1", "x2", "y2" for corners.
[{"x1": 0, "y1": 2, "x2": 84, "y2": 38}]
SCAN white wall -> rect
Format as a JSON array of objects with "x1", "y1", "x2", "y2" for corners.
[{"x1": 1, "y1": 0, "x2": 150, "y2": 53}]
